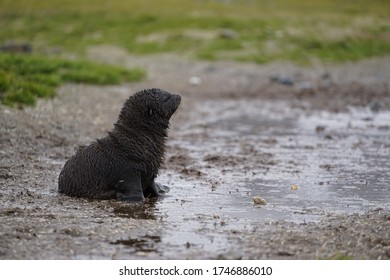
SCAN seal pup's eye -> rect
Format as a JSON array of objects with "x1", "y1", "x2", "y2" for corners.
[{"x1": 149, "y1": 108, "x2": 153, "y2": 116}]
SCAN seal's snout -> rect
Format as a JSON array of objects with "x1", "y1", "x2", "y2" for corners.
[
  {"x1": 165, "y1": 93, "x2": 181, "y2": 117},
  {"x1": 172, "y1": 94, "x2": 181, "y2": 114},
  {"x1": 172, "y1": 94, "x2": 181, "y2": 108}
]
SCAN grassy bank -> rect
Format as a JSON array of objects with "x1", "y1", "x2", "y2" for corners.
[
  {"x1": 0, "y1": 0, "x2": 389, "y2": 105},
  {"x1": 0, "y1": 54, "x2": 145, "y2": 106},
  {"x1": 1, "y1": 0, "x2": 388, "y2": 63}
]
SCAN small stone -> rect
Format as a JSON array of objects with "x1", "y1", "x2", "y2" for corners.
[
  {"x1": 315, "y1": 125, "x2": 326, "y2": 133},
  {"x1": 291, "y1": 184, "x2": 299, "y2": 191},
  {"x1": 219, "y1": 29, "x2": 238, "y2": 39},
  {"x1": 189, "y1": 76, "x2": 202, "y2": 86},
  {"x1": 213, "y1": 213, "x2": 220, "y2": 219},
  {"x1": 322, "y1": 72, "x2": 331, "y2": 79},
  {"x1": 270, "y1": 74, "x2": 294, "y2": 86},
  {"x1": 253, "y1": 196, "x2": 267, "y2": 205}
]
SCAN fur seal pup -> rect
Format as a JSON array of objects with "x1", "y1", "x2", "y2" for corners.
[{"x1": 58, "y1": 88, "x2": 181, "y2": 202}]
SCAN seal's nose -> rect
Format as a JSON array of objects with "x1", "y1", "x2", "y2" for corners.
[
  {"x1": 172, "y1": 94, "x2": 181, "y2": 109},
  {"x1": 174, "y1": 94, "x2": 181, "y2": 103}
]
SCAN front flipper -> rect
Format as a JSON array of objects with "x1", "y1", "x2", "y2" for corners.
[
  {"x1": 143, "y1": 181, "x2": 170, "y2": 198},
  {"x1": 114, "y1": 174, "x2": 144, "y2": 202},
  {"x1": 154, "y1": 182, "x2": 170, "y2": 195}
]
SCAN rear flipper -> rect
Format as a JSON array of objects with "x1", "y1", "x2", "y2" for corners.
[{"x1": 114, "y1": 174, "x2": 144, "y2": 202}]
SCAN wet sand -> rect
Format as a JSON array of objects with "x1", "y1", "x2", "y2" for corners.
[{"x1": 1, "y1": 54, "x2": 389, "y2": 259}]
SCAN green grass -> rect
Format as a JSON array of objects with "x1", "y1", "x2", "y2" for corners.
[
  {"x1": 0, "y1": 0, "x2": 389, "y2": 106},
  {"x1": 1, "y1": 0, "x2": 388, "y2": 64},
  {"x1": 0, "y1": 54, "x2": 145, "y2": 106}
]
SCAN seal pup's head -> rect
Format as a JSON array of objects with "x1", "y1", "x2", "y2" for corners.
[{"x1": 115, "y1": 88, "x2": 181, "y2": 133}]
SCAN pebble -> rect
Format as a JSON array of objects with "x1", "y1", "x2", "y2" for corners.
[
  {"x1": 189, "y1": 76, "x2": 202, "y2": 86},
  {"x1": 291, "y1": 184, "x2": 299, "y2": 191},
  {"x1": 270, "y1": 74, "x2": 294, "y2": 86},
  {"x1": 253, "y1": 196, "x2": 267, "y2": 205},
  {"x1": 219, "y1": 29, "x2": 238, "y2": 39}
]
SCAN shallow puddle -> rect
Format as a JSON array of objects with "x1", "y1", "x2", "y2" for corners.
[{"x1": 133, "y1": 99, "x2": 390, "y2": 257}]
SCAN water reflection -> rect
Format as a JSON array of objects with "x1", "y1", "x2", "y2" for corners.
[
  {"x1": 109, "y1": 199, "x2": 158, "y2": 220},
  {"x1": 111, "y1": 235, "x2": 161, "y2": 253}
]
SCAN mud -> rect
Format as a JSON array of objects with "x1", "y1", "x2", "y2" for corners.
[{"x1": 1, "y1": 52, "x2": 390, "y2": 259}]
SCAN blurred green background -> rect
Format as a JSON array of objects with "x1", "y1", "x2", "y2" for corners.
[{"x1": 1, "y1": 0, "x2": 389, "y2": 106}]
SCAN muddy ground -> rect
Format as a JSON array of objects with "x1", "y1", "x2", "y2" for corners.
[{"x1": 1, "y1": 50, "x2": 390, "y2": 259}]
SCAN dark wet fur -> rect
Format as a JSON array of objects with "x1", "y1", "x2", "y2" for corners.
[{"x1": 58, "y1": 88, "x2": 181, "y2": 201}]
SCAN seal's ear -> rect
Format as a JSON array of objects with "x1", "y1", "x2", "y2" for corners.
[{"x1": 149, "y1": 108, "x2": 153, "y2": 116}]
